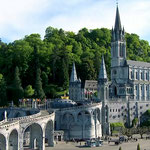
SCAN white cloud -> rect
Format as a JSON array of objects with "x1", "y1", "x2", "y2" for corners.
[{"x1": 0, "y1": 0, "x2": 150, "y2": 42}]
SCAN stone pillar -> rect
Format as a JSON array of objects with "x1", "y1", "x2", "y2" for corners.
[
  {"x1": 6, "y1": 135, "x2": 9, "y2": 150},
  {"x1": 143, "y1": 84, "x2": 146, "y2": 101},
  {"x1": 18, "y1": 129, "x2": 24, "y2": 150},
  {"x1": 139, "y1": 84, "x2": 141, "y2": 101},
  {"x1": 48, "y1": 131, "x2": 54, "y2": 147},
  {"x1": 134, "y1": 85, "x2": 136, "y2": 100}
]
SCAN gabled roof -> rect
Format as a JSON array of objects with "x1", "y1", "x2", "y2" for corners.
[{"x1": 127, "y1": 60, "x2": 150, "y2": 68}]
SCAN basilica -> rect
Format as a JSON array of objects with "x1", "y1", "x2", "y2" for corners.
[{"x1": 69, "y1": 6, "x2": 150, "y2": 134}]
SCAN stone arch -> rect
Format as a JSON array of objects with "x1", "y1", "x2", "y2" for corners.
[
  {"x1": 23, "y1": 123, "x2": 43, "y2": 150},
  {"x1": 9, "y1": 129, "x2": 18, "y2": 150},
  {"x1": 0, "y1": 133, "x2": 6, "y2": 150},
  {"x1": 77, "y1": 110, "x2": 91, "y2": 139},
  {"x1": 45, "y1": 120, "x2": 54, "y2": 147},
  {"x1": 62, "y1": 112, "x2": 75, "y2": 124},
  {"x1": 77, "y1": 110, "x2": 91, "y2": 124}
]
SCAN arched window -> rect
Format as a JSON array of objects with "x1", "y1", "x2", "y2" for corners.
[
  {"x1": 141, "y1": 72, "x2": 143, "y2": 80},
  {"x1": 113, "y1": 45, "x2": 115, "y2": 57},
  {"x1": 114, "y1": 87, "x2": 117, "y2": 96},
  {"x1": 120, "y1": 43, "x2": 123, "y2": 57},
  {"x1": 136, "y1": 72, "x2": 138, "y2": 79}
]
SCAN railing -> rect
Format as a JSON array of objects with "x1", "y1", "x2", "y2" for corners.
[
  {"x1": 59, "y1": 103, "x2": 102, "y2": 111},
  {"x1": 0, "y1": 111, "x2": 55, "y2": 130},
  {"x1": 0, "y1": 121, "x2": 19, "y2": 129},
  {"x1": 7, "y1": 111, "x2": 41, "y2": 122},
  {"x1": 0, "y1": 120, "x2": 5, "y2": 125}
]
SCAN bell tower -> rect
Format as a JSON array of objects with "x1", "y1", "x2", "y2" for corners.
[{"x1": 111, "y1": 6, "x2": 126, "y2": 68}]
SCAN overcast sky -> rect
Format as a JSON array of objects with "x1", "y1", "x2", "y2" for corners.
[{"x1": 0, "y1": 0, "x2": 150, "y2": 43}]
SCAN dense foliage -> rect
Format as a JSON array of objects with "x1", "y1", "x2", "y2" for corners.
[
  {"x1": 141, "y1": 109, "x2": 150, "y2": 126},
  {"x1": 0, "y1": 27, "x2": 150, "y2": 106}
]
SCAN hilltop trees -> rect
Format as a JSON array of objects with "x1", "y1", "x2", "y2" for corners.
[
  {"x1": 0, "y1": 26, "x2": 150, "y2": 105},
  {"x1": 0, "y1": 74, "x2": 7, "y2": 106}
]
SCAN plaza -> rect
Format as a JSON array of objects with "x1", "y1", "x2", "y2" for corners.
[{"x1": 46, "y1": 138, "x2": 150, "y2": 150}]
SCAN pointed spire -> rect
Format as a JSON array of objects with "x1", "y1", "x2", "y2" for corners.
[
  {"x1": 99, "y1": 56, "x2": 107, "y2": 80},
  {"x1": 114, "y1": 6, "x2": 122, "y2": 31},
  {"x1": 70, "y1": 62, "x2": 78, "y2": 82}
]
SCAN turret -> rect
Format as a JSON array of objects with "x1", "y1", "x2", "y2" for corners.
[
  {"x1": 98, "y1": 56, "x2": 107, "y2": 83},
  {"x1": 69, "y1": 63, "x2": 82, "y2": 101},
  {"x1": 70, "y1": 62, "x2": 78, "y2": 82},
  {"x1": 98, "y1": 56, "x2": 108, "y2": 101}
]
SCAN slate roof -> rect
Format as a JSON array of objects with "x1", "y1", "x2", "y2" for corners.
[
  {"x1": 84, "y1": 80, "x2": 98, "y2": 89},
  {"x1": 114, "y1": 6, "x2": 122, "y2": 31},
  {"x1": 98, "y1": 56, "x2": 107, "y2": 79},
  {"x1": 127, "y1": 60, "x2": 150, "y2": 68},
  {"x1": 70, "y1": 62, "x2": 78, "y2": 82}
]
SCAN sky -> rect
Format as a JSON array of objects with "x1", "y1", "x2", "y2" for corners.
[{"x1": 0, "y1": 0, "x2": 150, "y2": 43}]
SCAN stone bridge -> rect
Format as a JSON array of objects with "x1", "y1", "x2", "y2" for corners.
[{"x1": 0, "y1": 110, "x2": 55, "y2": 150}]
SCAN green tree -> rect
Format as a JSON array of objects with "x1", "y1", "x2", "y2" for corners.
[
  {"x1": 137, "y1": 126, "x2": 148, "y2": 139},
  {"x1": 132, "y1": 118, "x2": 139, "y2": 127},
  {"x1": 24, "y1": 85, "x2": 34, "y2": 98},
  {"x1": 62, "y1": 59, "x2": 69, "y2": 90},
  {"x1": 0, "y1": 74, "x2": 7, "y2": 106},
  {"x1": 137, "y1": 143, "x2": 140, "y2": 150},
  {"x1": 8, "y1": 66, "x2": 24, "y2": 105},
  {"x1": 119, "y1": 147, "x2": 122, "y2": 150},
  {"x1": 34, "y1": 68, "x2": 45, "y2": 99}
]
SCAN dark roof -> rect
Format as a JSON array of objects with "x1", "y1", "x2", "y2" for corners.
[
  {"x1": 114, "y1": 6, "x2": 122, "y2": 31},
  {"x1": 84, "y1": 80, "x2": 97, "y2": 89},
  {"x1": 98, "y1": 56, "x2": 107, "y2": 79},
  {"x1": 127, "y1": 60, "x2": 150, "y2": 68},
  {"x1": 70, "y1": 63, "x2": 78, "y2": 82}
]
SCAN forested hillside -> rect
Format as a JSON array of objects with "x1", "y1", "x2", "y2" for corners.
[{"x1": 0, "y1": 27, "x2": 150, "y2": 105}]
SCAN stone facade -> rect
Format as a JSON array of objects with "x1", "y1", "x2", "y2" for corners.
[
  {"x1": 69, "y1": 6, "x2": 150, "y2": 135},
  {"x1": 54, "y1": 103, "x2": 102, "y2": 140},
  {"x1": 0, "y1": 110, "x2": 55, "y2": 150}
]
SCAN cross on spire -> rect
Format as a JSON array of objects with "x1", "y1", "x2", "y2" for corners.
[{"x1": 116, "y1": 0, "x2": 118, "y2": 6}]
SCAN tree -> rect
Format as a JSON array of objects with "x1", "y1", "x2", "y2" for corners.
[
  {"x1": 8, "y1": 66, "x2": 24, "y2": 105},
  {"x1": 110, "y1": 122, "x2": 124, "y2": 136},
  {"x1": 34, "y1": 68, "x2": 45, "y2": 99},
  {"x1": 0, "y1": 74, "x2": 7, "y2": 106},
  {"x1": 24, "y1": 85, "x2": 34, "y2": 98},
  {"x1": 137, "y1": 143, "x2": 140, "y2": 150},
  {"x1": 122, "y1": 128, "x2": 134, "y2": 138},
  {"x1": 119, "y1": 147, "x2": 122, "y2": 150},
  {"x1": 137, "y1": 127, "x2": 148, "y2": 139},
  {"x1": 132, "y1": 118, "x2": 139, "y2": 127},
  {"x1": 62, "y1": 59, "x2": 69, "y2": 90}
]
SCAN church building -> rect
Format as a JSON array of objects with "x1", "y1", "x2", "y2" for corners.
[{"x1": 69, "y1": 5, "x2": 150, "y2": 135}]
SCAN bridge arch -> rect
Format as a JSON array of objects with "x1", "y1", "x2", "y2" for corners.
[
  {"x1": 9, "y1": 129, "x2": 18, "y2": 150},
  {"x1": 62, "y1": 112, "x2": 75, "y2": 124},
  {"x1": 0, "y1": 133, "x2": 6, "y2": 150},
  {"x1": 23, "y1": 123, "x2": 43, "y2": 150}
]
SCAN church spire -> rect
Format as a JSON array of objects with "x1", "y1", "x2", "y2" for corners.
[
  {"x1": 99, "y1": 56, "x2": 107, "y2": 81},
  {"x1": 70, "y1": 62, "x2": 78, "y2": 82},
  {"x1": 114, "y1": 6, "x2": 122, "y2": 31}
]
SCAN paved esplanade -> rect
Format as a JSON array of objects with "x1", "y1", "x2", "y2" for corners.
[
  {"x1": 0, "y1": 110, "x2": 55, "y2": 150},
  {"x1": 46, "y1": 140, "x2": 150, "y2": 150}
]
